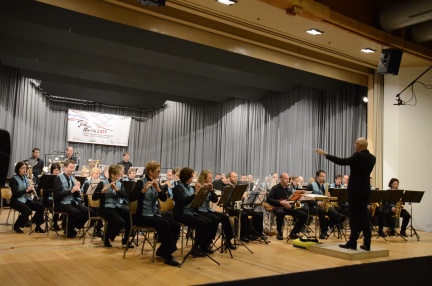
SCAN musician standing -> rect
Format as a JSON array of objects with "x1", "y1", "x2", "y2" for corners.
[
  {"x1": 118, "y1": 152, "x2": 132, "y2": 175},
  {"x1": 53, "y1": 160, "x2": 90, "y2": 238},
  {"x1": 9, "y1": 161, "x2": 45, "y2": 233},
  {"x1": 316, "y1": 137, "x2": 376, "y2": 251},
  {"x1": 65, "y1": 146, "x2": 79, "y2": 171},
  {"x1": 26, "y1": 147, "x2": 44, "y2": 183},
  {"x1": 93, "y1": 164, "x2": 131, "y2": 247},
  {"x1": 267, "y1": 173, "x2": 308, "y2": 240},
  {"x1": 130, "y1": 161, "x2": 180, "y2": 266}
]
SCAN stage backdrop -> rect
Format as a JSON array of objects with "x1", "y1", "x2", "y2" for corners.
[{"x1": 67, "y1": 109, "x2": 131, "y2": 146}]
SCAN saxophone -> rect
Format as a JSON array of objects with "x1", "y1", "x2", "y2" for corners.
[
  {"x1": 323, "y1": 182, "x2": 333, "y2": 212},
  {"x1": 394, "y1": 201, "x2": 403, "y2": 218},
  {"x1": 370, "y1": 203, "x2": 379, "y2": 216}
]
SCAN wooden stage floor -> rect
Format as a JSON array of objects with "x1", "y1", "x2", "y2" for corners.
[{"x1": 1, "y1": 210, "x2": 431, "y2": 286}]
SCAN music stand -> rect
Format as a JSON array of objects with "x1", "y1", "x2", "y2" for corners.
[
  {"x1": 228, "y1": 184, "x2": 256, "y2": 250},
  {"x1": 212, "y1": 186, "x2": 235, "y2": 257},
  {"x1": 179, "y1": 187, "x2": 220, "y2": 268},
  {"x1": 366, "y1": 190, "x2": 386, "y2": 241},
  {"x1": 382, "y1": 189, "x2": 406, "y2": 241},
  {"x1": 33, "y1": 174, "x2": 56, "y2": 235},
  {"x1": 402, "y1": 190, "x2": 424, "y2": 241}
]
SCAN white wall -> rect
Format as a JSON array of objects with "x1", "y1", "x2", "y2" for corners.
[{"x1": 383, "y1": 66, "x2": 432, "y2": 232}]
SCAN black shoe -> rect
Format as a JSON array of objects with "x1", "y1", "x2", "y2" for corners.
[
  {"x1": 276, "y1": 233, "x2": 283, "y2": 240},
  {"x1": 250, "y1": 235, "x2": 260, "y2": 241},
  {"x1": 24, "y1": 221, "x2": 32, "y2": 227},
  {"x1": 289, "y1": 232, "x2": 299, "y2": 239},
  {"x1": 339, "y1": 243, "x2": 357, "y2": 250},
  {"x1": 14, "y1": 225, "x2": 24, "y2": 233},
  {"x1": 190, "y1": 247, "x2": 206, "y2": 257},
  {"x1": 360, "y1": 244, "x2": 370, "y2": 251},
  {"x1": 164, "y1": 258, "x2": 180, "y2": 267},
  {"x1": 400, "y1": 231, "x2": 408, "y2": 237},
  {"x1": 319, "y1": 233, "x2": 327, "y2": 239},
  {"x1": 387, "y1": 229, "x2": 396, "y2": 236},
  {"x1": 226, "y1": 241, "x2": 237, "y2": 250},
  {"x1": 240, "y1": 236, "x2": 250, "y2": 243},
  {"x1": 104, "y1": 241, "x2": 112, "y2": 247},
  {"x1": 378, "y1": 230, "x2": 386, "y2": 237},
  {"x1": 34, "y1": 226, "x2": 46, "y2": 233},
  {"x1": 200, "y1": 246, "x2": 214, "y2": 254}
]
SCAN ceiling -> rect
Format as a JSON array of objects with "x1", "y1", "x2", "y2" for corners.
[{"x1": 1, "y1": 0, "x2": 431, "y2": 110}]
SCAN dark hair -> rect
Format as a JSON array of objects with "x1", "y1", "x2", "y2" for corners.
[
  {"x1": 316, "y1": 170, "x2": 326, "y2": 177},
  {"x1": 335, "y1": 174, "x2": 342, "y2": 180},
  {"x1": 179, "y1": 167, "x2": 194, "y2": 184},
  {"x1": 15, "y1": 161, "x2": 27, "y2": 174},
  {"x1": 50, "y1": 163, "x2": 61, "y2": 173},
  {"x1": 63, "y1": 159, "x2": 76, "y2": 167},
  {"x1": 32, "y1": 147, "x2": 40, "y2": 153},
  {"x1": 388, "y1": 178, "x2": 399, "y2": 188}
]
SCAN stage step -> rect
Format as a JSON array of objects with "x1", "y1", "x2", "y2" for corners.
[{"x1": 310, "y1": 243, "x2": 389, "y2": 260}]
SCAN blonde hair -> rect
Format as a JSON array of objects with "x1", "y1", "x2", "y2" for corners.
[{"x1": 198, "y1": 170, "x2": 212, "y2": 185}]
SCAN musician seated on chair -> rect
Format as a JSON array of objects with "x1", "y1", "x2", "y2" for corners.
[
  {"x1": 9, "y1": 161, "x2": 45, "y2": 233},
  {"x1": 217, "y1": 171, "x2": 265, "y2": 243},
  {"x1": 382, "y1": 178, "x2": 411, "y2": 237},
  {"x1": 329, "y1": 174, "x2": 350, "y2": 217},
  {"x1": 267, "y1": 173, "x2": 308, "y2": 240},
  {"x1": 367, "y1": 177, "x2": 386, "y2": 238},
  {"x1": 130, "y1": 161, "x2": 181, "y2": 266},
  {"x1": 172, "y1": 167, "x2": 214, "y2": 257},
  {"x1": 93, "y1": 164, "x2": 131, "y2": 247},
  {"x1": 306, "y1": 170, "x2": 346, "y2": 239},
  {"x1": 81, "y1": 167, "x2": 104, "y2": 238},
  {"x1": 53, "y1": 160, "x2": 92, "y2": 238},
  {"x1": 196, "y1": 169, "x2": 236, "y2": 250}
]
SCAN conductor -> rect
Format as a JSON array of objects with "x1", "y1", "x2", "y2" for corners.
[{"x1": 316, "y1": 137, "x2": 376, "y2": 251}]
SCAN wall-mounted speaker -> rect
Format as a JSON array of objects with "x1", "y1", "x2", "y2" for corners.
[
  {"x1": 377, "y1": 48, "x2": 403, "y2": 75},
  {"x1": 0, "y1": 129, "x2": 11, "y2": 186}
]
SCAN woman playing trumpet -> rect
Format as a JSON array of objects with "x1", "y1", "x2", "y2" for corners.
[
  {"x1": 93, "y1": 164, "x2": 131, "y2": 247},
  {"x1": 9, "y1": 161, "x2": 45, "y2": 233}
]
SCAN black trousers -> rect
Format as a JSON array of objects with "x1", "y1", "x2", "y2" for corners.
[
  {"x1": 136, "y1": 215, "x2": 180, "y2": 258},
  {"x1": 10, "y1": 200, "x2": 44, "y2": 227},
  {"x1": 99, "y1": 205, "x2": 130, "y2": 242},
  {"x1": 384, "y1": 208, "x2": 411, "y2": 232},
  {"x1": 197, "y1": 211, "x2": 220, "y2": 240},
  {"x1": 273, "y1": 207, "x2": 308, "y2": 234},
  {"x1": 174, "y1": 213, "x2": 213, "y2": 248},
  {"x1": 228, "y1": 208, "x2": 263, "y2": 238},
  {"x1": 55, "y1": 203, "x2": 91, "y2": 233},
  {"x1": 348, "y1": 193, "x2": 370, "y2": 246}
]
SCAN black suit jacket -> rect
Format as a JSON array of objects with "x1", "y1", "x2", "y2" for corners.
[{"x1": 326, "y1": 149, "x2": 376, "y2": 197}]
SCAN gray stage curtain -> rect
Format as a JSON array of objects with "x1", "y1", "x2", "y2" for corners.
[{"x1": 0, "y1": 64, "x2": 366, "y2": 182}]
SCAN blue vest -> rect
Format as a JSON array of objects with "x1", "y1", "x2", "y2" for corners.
[
  {"x1": 59, "y1": 173, "x2": 77, "y2": 205},
  {"x1": 311, "y1": 182, "x2": 325, "y2": 195},
  {"x1": 101, "y1": 178, "x2": 124, "y2": 209},
  {"x1": 198, "y1": 192, "x2": 214, "y2": 213},
  {"x1": 12, "y1": 175, "x2": 29, "y2": 203},
  {"x1": 178, "y1": 182, "x2": 195, "y2": 215},
  {"x1": 140, "y1": 178, "x2": 161, "y2": 217}
]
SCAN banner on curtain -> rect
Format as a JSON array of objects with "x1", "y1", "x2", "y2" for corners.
[{"x1": 67, "y1": 109, "x2": 131, "y2": 146}]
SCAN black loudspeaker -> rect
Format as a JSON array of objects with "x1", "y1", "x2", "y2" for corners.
[
  {"x1": 0, "y1": 129, "x2": 11, "y2": 186},
  {"x1": 377, "y1": 48, "x2": 403, "y2": 75}
]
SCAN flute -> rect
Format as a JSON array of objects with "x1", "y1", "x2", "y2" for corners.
[{"x1": 102, "y1": 178, "x2": 121, "y2": 193}]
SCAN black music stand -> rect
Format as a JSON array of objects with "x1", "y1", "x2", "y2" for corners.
[
  {"x1": 228, "y1": 184, "x2": 256, "y2": 250},
  {"x1": 213, "y1": 186, "x2": 235, "y2": 258},
  {"x1": 326, "y1": 188, "x2": 348, "y2": 241},
  {"x1": 382, "y1": 189, "x2": 406, "y2": 241},
  {"x1": 402, "y1": 190, "x2": 424, "y2": 241},
  {"x1": 179, "y1": 187, "x2": 220, "y2": 268},
  {"x1": 33, "y1": 174, "x2": 56, "y2": 235},
  {"x1": 367, "y1": 190, "x2": 386, "y2": 241}
]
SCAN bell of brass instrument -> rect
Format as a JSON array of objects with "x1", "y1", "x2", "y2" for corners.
[
  {"x1": 294, "y1": 201, "x2": 302, "y2": 209},
  {"x1": 370, "y1": 203, "x2": 379, "y2": 216}
]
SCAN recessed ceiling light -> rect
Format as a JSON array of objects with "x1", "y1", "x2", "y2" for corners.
[
  {"x1": 361, "y1": 48, "x2": 376, "y2": 53},
  {"x1": 362, "y1": 96, "x2": 369, "y2": 103},
  {"x1": 216, "y1": 0, "x2": 238, "y2": 5},
  {"x1": 306, "y1": 28, "x2": 323, "y2": 35}
]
